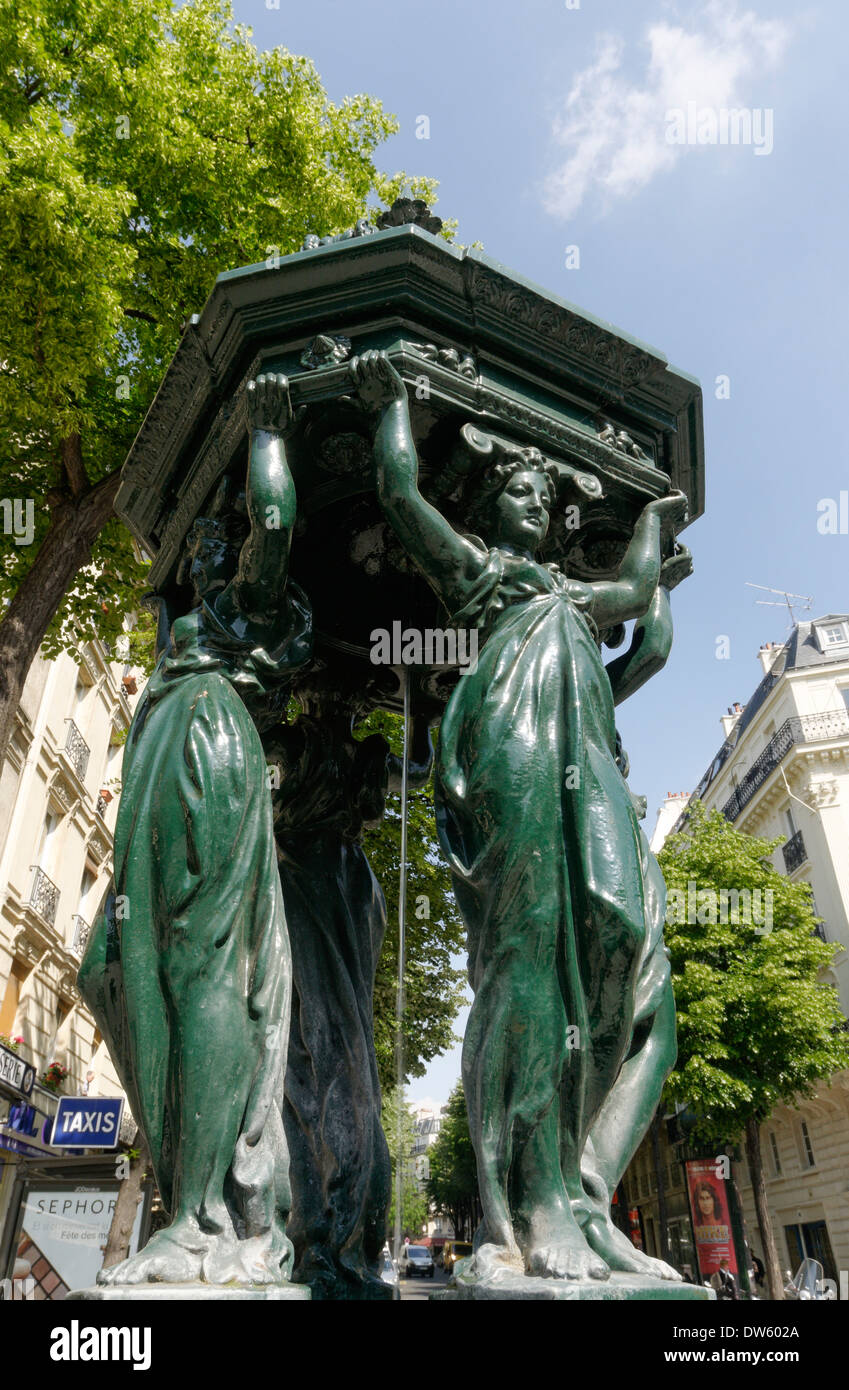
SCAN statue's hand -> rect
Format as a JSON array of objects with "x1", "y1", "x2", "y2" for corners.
[
  {"x1": 246, "y1": 373, "x2": 300, "y2": 436},
  {"x1": 660, "y1": 544, "x2": 693, "y2": 591},
  {"x1": 349, "y1": 349, "x2": 407, "y2": 411},
  {"x1": 644, "y1": 489, "x2": 689, "y2": 528}
]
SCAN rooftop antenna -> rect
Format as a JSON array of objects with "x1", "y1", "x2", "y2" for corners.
[{"x1": 745, "y1": 582, "x2": 813, "y2": 629}]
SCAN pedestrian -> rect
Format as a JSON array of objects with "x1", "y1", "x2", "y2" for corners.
[{"x1": 712, "y1": 1258, "x2": 739, "y2": 1300}]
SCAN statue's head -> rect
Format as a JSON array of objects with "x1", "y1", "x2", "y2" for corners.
[
  {"x1": 466, "y1": 449, "x2": 558, "y2": 552},
  {"x1": 175, "y1": 476, "x2": 249, "y2": 601},
  {"x1": 177, "y1": 514, "x2": 248, "y2": 601}
]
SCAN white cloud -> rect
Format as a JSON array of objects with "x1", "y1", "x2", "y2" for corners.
[{"x1": 544, "y1": 1, "x2": 791, "y2": 219}]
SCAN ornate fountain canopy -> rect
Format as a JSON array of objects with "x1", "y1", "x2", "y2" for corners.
[{"x1": 116, "y1": 215, "x2": 704, "y2": 711}]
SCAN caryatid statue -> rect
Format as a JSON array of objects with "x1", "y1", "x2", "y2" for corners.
[
  {"x1": 78, "y1": 376, "x2": 311, "y2": 1292},
  {"x1": 350, "y1": 349, "x2": 690, "y2": 1292}
]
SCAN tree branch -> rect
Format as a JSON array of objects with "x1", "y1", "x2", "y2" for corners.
[
  {"x1": 122, "y1": 308, "x2": 159, "y2": 326},
  {"x1": 61, "y1": 433, "x2": 89, "y2": 499}
]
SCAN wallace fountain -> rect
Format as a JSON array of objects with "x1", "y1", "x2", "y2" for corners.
[{"x1": 71, "y1": 200, "x2": 711, "y2": 1302}]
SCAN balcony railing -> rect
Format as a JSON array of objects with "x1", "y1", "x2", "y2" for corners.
[
  {"x1": 782, "y1": 829, "x2": 808, "y2": 874},
  {"x1": 71, "y1": 915, "x2": 91, "y2": 958},
  {"x1": 721, "y1": 712, "x2": 849, "y2": 822},
  {"x1": 28, "y1": 866, "x2": 60, "y2": 927},
  {"x1": 63, "y1": 719, "x2": 91, "y2": 782}
]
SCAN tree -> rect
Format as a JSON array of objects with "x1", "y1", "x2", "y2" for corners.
[
  {"x1": 381, "y1": 1087, "x2": 428, "y2": 1244},
  {"x1": 359, "y1": 710, "x2": 467, "y2": 1091},
  {"x1": 425, "y1": 1081, "x2": 480, "y2": 1241},
  {"x1": 0, "y1": 0, "x2": 439, "y2": 757},
  {"x1": 658, "y1": 802, "x2": 849, "y2": 1301},
  {"x1": 101, "y1": 1136, "x2": 151, "y2": 1271}
]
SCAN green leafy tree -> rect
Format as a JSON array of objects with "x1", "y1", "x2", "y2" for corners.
[
  {"x1": 382, "y1": 1087, "x2": 428, "y2": 1245},
  {"x1": 0, "y1": 0, "x2": 439, "y2": 756},
  {"x1": 359, "y1": 711, "x2": 467, "y2": 1091},
  {"x1": 658, "y1": 802, "x2": 849, "y2": 1300},
  {"x1": 425, "y1": 1081, "x2": 480, "y2": 1241}
]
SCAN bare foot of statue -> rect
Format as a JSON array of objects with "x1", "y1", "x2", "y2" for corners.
[
  {"x1": 581, "y1": 1211, "x2": 682, "y2": 1281},
  {"x1": 525, "y1": 1211, "x2": 610, "y2": 1281},
  {"x1": 97, "y1": 1219, "x2": 209, "y2": 1285},
  {"x1": 202, "y1": 1232, "x2": 287, "y2": 1286},
  {"x1": 461, "y1": 1217, "x2": 524, "y2": 1283}
]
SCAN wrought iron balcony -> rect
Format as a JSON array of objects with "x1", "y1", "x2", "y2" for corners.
[
  {"x1": 28, "y1": 866, "x2": 60, "y2": 926},
  {"x1": 63, "y1": 718, "x2": 91, "y2": 782},
  {"x1": 71, "y1": 915, "x2": 91, "y2": 958},
  {"x1": 721, "y1": 712, "x2": 849, "y2": 822},
  {"x1": 782, "y1": 829, "x2": 807, "y2": 874}
]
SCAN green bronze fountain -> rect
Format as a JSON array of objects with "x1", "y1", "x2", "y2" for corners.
[{"x1": 72, "y1": 200, "x2": 711, "y2": 1301}]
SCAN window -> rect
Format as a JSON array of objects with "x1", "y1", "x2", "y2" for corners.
[
  {"x1": 783, "y1": 806, "x2": 798, "y2": 838},
  {"x1": 817, "y1": 621, "x2": 849, "y2": 651},
  {"x1": 842, "y1": 688, "x2": 849, "y2": 715},
  {"x1": 44, "y1": 999, "x2": 70, "y2": 1064},
  {"x1": 0, "y1": 960, "x2": 29, "y2": 1036},
  {"x1": 798, "y1": 1120, "x2": 816, "y2": 1169},
  {"x1": 769, "y1": 1130, "x2": 782, "y2": 1177},
  {"x1": 78, "y1": 865, "x2": 97, "y2": 916},
  {"x1": 37, "y1": 810, "x2": 60, "y2": 870}
]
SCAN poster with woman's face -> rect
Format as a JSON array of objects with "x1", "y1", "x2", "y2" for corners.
[{"x1": 685, "y1": 1160, "x2": 738, "y2": 1277}]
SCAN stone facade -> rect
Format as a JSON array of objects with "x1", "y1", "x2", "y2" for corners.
[
  {"x1": 632, "y1": 617, "x2": 849, "y2": 1290},
  {"x1": 0, "y1": 639, "x2": 141, "y2": 1105}
]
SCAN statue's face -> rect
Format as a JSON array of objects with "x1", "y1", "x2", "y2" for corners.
[
  {"x1": 188, "y1": 534, "x2": 238, "y2": 599},
  {"x1": 490, "y1": 469, "x2": 552, "y2": 550}
]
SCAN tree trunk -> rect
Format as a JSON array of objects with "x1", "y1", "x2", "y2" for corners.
[
  {"x1": 745, "y1": 1116, "x2": 783, "y2": 1301},
  {"x1": 0, "y1": 471, "x2": 120, "y2": 760},
  {"x1": 650, "y1": 1112, "x2": 671, "y2": 1264},
  {"x1": 101, "y1": 1136, "x2": 151, "y2": 1270}
]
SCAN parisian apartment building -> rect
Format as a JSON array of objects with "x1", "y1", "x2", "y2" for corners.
[
  {"x1": 625, "y1": 614, "x2": 849, "y2": 1287},
  {"x1": 0, "y1": 636, "x2": 141, "y2": 1265},
  {"x1": 409, "y1": 1098, "x2": 454, "y2": 1242}
]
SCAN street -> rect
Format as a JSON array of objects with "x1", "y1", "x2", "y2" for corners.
[{"x1": 399, "y1": 1267, "x2": 451, "y2": 1301}]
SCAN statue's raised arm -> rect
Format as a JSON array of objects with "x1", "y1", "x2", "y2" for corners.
[
  {"x1": 588, "y1": 490, "x2": 689, "y2": 631},
  {"x1": 349, "y1": 350, "x2": 486, "y2": 615},
  {"x1": 217, "y1": 373, "x2": 300, "y2": 627},
  {"x1": 605, "y1": 544, "x2": 693, "y2": 707}
]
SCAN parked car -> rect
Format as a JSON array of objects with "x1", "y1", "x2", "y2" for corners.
[
  {"x1": 379, "y1": 1245, "x2": 400, "y2": 1297},
  {"x1": 401, "y1": 1244, "x2": 435, "y2": 1279},
  {"x1": 442, "y1": 1240, "x2": 473, "y2": 1274}
]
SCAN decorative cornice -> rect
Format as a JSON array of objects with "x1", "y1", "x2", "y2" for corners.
[
  {"x1": 464, "y1": 261, "x2": 663, "y2": 390},
  {"x1": 117, "y1": 224, "x2": 703, "y2": 586}
]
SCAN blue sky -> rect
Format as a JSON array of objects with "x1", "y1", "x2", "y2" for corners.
[{"x1": 234, "y1": 0, "x2": 846, "y2": 1100}]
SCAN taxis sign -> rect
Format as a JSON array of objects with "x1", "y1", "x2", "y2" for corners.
[{"x1": 51, "y1": 1097, "x2": 124, "y2": 1149}]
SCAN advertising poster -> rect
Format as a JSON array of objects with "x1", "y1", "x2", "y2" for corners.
[
  {"x1": 14, "y1": 1185, "x2": 145, "y2": 1299},
  {"x1": 685, "y1": 1160, "x2": 738, "y2": 1279}
]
